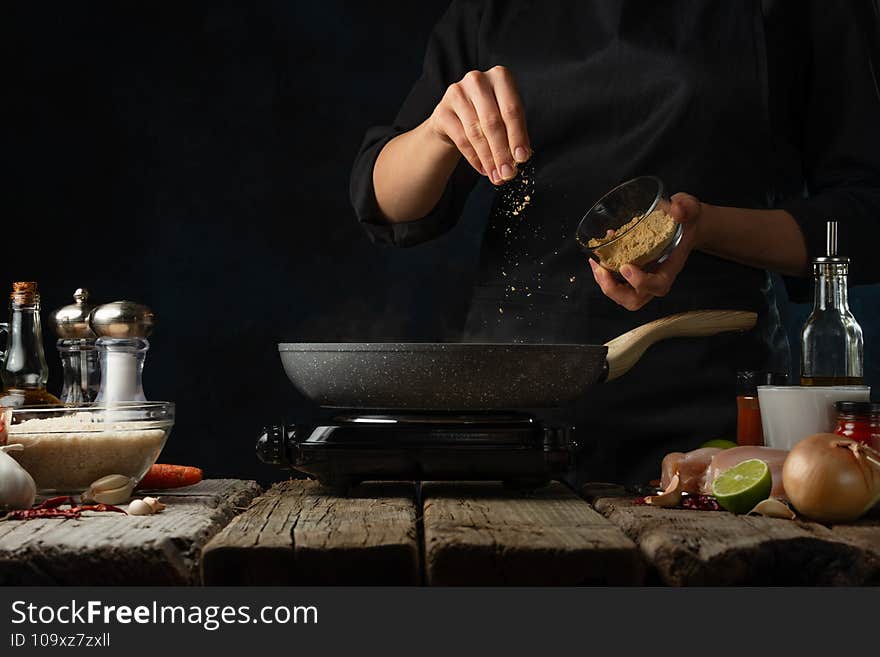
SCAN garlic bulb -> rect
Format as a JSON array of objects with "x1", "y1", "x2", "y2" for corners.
[{"x1": 0, "y1": 444, "x2": 36, "y2": 510}]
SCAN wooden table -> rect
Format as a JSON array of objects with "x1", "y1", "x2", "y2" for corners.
[
  {"x1": 0, "y1": 480, "x2": 260, "y2": 585},
  {"x1": 2, "y1": 478, "x2": 877, "y2": 585},
  {"x1": 202, "y1": 480, "x2": 880, "y2": 586}
]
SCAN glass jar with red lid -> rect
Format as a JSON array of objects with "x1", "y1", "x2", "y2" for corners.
[{"x1": 834, "y1": 401, "x2": 880, "y2": 451}]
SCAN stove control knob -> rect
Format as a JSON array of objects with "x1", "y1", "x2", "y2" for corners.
[{"x1": 256, "y1": 424, "x2": 288, "y2": 465}]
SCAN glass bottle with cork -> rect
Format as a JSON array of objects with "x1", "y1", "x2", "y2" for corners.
[
  {"x1": 0, "y1": 281, "x2": 62, "y2": 407},
  {"x1": 800, "y1": 221, "x2": 864, "y2": 386}
]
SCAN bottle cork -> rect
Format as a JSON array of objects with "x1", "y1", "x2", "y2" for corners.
[{"x1": 11, "y1": 281, "x2": 39, "y2": 305}]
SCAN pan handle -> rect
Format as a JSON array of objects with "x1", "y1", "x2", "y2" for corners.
[{"x1": 604, "y1": 310, "x2": 757, "y2": 382}]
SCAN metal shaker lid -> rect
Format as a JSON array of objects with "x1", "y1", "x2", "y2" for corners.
[
  {"x1": 88, "y1": 300, "x2": 156, "y2": 338},
  {"x1": 51, "y1": 288, "x2": 97, "y2": 338}
]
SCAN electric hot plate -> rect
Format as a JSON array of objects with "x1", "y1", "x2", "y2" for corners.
[{"x1": 256, "y1": 412, "x2": 576, "y2": 489}]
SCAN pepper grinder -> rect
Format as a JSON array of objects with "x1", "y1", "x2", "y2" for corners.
[
  {"x1": 50, "y1": 288, "x2": 100, "y2": 404},
  {"x1": 89, "y1": 301, "x2": 156, "y2": 403}
]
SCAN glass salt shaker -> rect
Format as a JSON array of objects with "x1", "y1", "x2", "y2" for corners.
[
  {"x1": 89, "y1": 300, "x2": 156, "y2": 404},
  {"x1": 51, "y1": 288, "x2": 100, "y2": 404}
]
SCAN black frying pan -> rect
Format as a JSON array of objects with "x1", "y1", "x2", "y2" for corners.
[{"x1": 278, "y1": 310, "x2": 756, "y2": 410}]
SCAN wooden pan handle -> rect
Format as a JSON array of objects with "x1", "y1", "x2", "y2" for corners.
[{"x1": 604, "y1": 310, "x2": 757, "y2": 382}]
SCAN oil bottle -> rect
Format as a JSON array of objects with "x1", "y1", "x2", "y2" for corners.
[
  {"x1": 800, "y1": 221, "x2": 864, "y2": 386},
  {"x1": 0, "y1": 281, "x2": 62, "y2": 407}
]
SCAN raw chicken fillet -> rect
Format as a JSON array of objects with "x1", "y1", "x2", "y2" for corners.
[{"x1": 661, "y1": 446, "x2": 788, "y2": 499}]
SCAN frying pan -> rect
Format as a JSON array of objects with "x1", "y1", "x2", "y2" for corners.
[{"x1": 279, "y1": 310, "x2": 756, "y2": 410}]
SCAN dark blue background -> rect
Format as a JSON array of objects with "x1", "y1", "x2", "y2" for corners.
[{"x1": 4, "y1": 1, "x2": 878, "y2": 483}]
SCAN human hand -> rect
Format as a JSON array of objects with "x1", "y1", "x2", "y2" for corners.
[
  {"x1": 427, "y1": 66, "x2": 531, "y2": 185},
  {"x1": 588, "y1": 193, "x2": 704, "y2": 311}
]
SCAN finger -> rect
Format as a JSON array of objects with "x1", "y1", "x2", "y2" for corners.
[
  {"x1": 618, "y1": 263, "x2": 672, "y2": 298},
  {"x1": 447, "y1": 84, "x2": 499, "y2": 183},
  {"x1": 461, "y1": 71, "x2": 517, "y2": 181},
  {"x1": 435, "y1": 107, "x2": 486, "y2": 175},
  {"x1": 589, "y1": 260, "x2": 651, "y2": 311},
  {"x1": 487, "y1": 65, "x2": 531, "y2": 163},
  {"x1": 669, "y1": 192, "x2": 700, "y2": 223}
]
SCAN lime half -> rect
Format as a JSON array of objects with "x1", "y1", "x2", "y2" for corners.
[
  {"x1": 712, "y1": 459, "x2": 772, "y2": 514},
  {"x1": 700, "y1": 439, "x2": 737, "y2": 450}
]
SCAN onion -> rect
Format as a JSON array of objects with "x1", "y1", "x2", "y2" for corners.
[{"x1": 782, "y1": 433, "x2": 880, "y2": 523}]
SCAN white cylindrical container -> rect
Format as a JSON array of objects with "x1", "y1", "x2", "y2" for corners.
[
  {"x1": 94, "y1": 337, "x2": 149, "y2": 404},
  {"x1": 757, "y1": 385, "x2": 871, "y2": 450}
]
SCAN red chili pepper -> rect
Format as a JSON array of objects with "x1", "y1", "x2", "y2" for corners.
[
  {"x1": 5, "y1": 508, "x2": 81, "y2": 520},
  {"x1": 36, "y1": 496, "x2": 76, "y2": 509},
  {"x1": 73, "y1": 504, "x2": 126, "y2": 514},
  {"x1": 4, "y1": 500, "x2": 127, "y2": 521}
]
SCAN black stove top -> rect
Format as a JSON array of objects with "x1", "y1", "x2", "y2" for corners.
[{"x1": 257, "y1": 411, "x2": 577, "y2": 489}]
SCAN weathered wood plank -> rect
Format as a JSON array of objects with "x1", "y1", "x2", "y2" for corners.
[
  {"x1": 0, "y1": 480, "x2": 261, "y2": 586},
  {"x1": 592, "y1": 495, "x2": 880, "y2": 586},
  {"x1": 422, "y1": 482, "x2": 644, "y2": 586},
  {"x1": 829, "y1": 510, "x2": 880, "y2": 564},
  {"x1": 201, "y1": 480, "x2": 420, "y2": 585}
]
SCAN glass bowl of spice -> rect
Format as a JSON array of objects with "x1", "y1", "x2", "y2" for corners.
[
  {"x1": 576, "y1": 175, "x2": 682, "y2": 274},
  {"x1": 5, "y1": 401, "x2": 174, "y2": 494}
]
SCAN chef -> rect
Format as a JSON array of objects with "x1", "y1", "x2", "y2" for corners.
[{"x1": 350, "y1": 1, "x2": 880, "y2": 484}]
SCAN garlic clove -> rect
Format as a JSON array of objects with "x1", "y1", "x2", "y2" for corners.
[
  {"x1": 90, "y1": 474, "x2": 133, "y2": 491},
  {"x1": 645, "y1": 474, "x2": 683, "y2": 508},
  {"x1": 82, "y1": 474, "x2": 135, "y2": 505},
  {"x1": 748, "y1": 498, "x2": 796, "y2": 520},
  {"x1": 127, "y1": 499, "x2": 153, "y2": 516},
  {"x1": 141, "y1": 497, "x2": 166, "y2": 513}
]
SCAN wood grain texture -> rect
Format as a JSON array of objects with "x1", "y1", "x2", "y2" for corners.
[
  {"x1": 201, "y1": 480, "x2": 420, "y2": 585},
  {"x1": 592, "y1": 495, "x2": 880, "y2": 586},
  {"x1": 0, "y1": 480, "x2": 261, "y2": 586},
  {"x1": 604, "y1": 310, "x2": 756, "y2": 381},
  {"x1": 422, "y1": 482, "x2": 643, "y2": 585}
]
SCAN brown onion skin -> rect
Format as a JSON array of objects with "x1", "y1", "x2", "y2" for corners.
[{"x1": 782, "y1": 434, "x2": 880, "y2": 523}]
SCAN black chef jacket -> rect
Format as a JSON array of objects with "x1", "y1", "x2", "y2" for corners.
[{"x1": 350, "y1": 0, "x2": 880, "y2": 484}]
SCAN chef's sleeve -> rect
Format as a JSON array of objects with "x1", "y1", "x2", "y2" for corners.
[
  {"x1": 782, "y1": 0, "x2": 880, "y2": 298},
  {"x1": 349, "y1": 0, "x2": 482, "y2": 247}
]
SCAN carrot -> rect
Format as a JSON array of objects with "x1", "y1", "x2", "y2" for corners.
[{"x1": 137, "y1": 464, "x2": 203, "y2": 490}]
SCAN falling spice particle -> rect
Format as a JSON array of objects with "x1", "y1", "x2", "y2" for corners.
[
  {"x1": 495, "y1": 158, "x2": 536, "y2": 220},
  {"x1": 498, "y1": 307, "x2": 504, "y2": 314}
]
